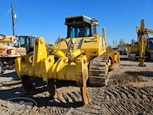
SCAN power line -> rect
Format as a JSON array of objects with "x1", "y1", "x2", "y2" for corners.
[
  {"x1": 0, "y1": 8, "x2": 11, "y2": 25},
  {"x1": 14, "y1": 6, "x2": 29, "y2": 12}
]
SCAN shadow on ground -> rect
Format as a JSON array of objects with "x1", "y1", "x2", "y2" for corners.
[
  {"x1": 0, "y1": 71, "x2": 18, "y2": 80},
  {"x1": 125, "y1": 71, "x2": 153, "y2": 77},
  {"x1": 0, "y1": 77, "x2": 85, "y2": 108},
  {"x1": 29, "y1": 96, "x2": 84, "y2": 108}
]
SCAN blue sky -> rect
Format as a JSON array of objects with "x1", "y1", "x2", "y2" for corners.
[{"x1": 0, "y1": 0, "x2": 153, "y2": 46}]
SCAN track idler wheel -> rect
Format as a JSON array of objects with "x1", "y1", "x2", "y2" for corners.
[
  {"x1": 21, "y1": 75, "x2": 39, "y2": 94},
  {"x1": 47, "y1": 78, "x2": 62, "y2": 99}
]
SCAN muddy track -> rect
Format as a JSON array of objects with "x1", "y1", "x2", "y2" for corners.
[
  {"x1": 0, "y1": 79, "x2": 153, "y2": 115},
  {"x1": 0, "y1": 55, "x2": 153, "y2": 114},
  {"x1": 56, "y1": 86, "x2": 153, "y2": 115},
  {"x1": 103, "y1": 85, "x2": 153, "y2": 115}
]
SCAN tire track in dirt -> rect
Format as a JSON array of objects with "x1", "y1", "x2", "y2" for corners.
[
  {"x1": 65, "y1": 87, "x2": 105, "y2": 115},
  {"x1": 1, "y1": 55, "x2": 153, "y2": 115},
  {"x1": 102, "y1": 85, "x2": 153, "y2": 115},
  {"x1": 1, "y1": 79, "x2": 153, "y2": 115},
  {"x1": 0, "y1": 84, "x2": 153, "y2": 115}
]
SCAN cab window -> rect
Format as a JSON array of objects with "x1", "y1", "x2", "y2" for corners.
[
  {"x1": 67, "y1": 26, "x2": 91, "y2": 38},
  {"x1": 20, "y1": 37, "x2": 26, "y2": 45},
  {"x1": 147, "y1": 39, "x2": 153, "y2": 50}
]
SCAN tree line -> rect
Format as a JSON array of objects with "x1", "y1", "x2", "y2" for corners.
[{"x1": 107, "y1": 38, "x2": 136, "y2": 49}]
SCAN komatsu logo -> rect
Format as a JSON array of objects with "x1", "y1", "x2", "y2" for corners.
[{"x1": 74, "y1": 41, "x2": 82, "y2": 46}]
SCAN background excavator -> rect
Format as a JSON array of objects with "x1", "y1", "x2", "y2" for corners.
[
  {"x1": 0, "y1": 34, "x2": 26, "y2": 73},
  {"x1": 0, "y1": 34, "x2": 36, "y2": 73},
  {"x1": 128, "y1": 19, "x2": 153, "y2": 66},
  {"x1": 15, "y1": 35, "x2": 36, "y2": 55},
  {"x1": 15, "y1": 15, "x2": 120, "y2": 105}
]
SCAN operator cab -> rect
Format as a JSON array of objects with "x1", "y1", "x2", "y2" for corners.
[
  {"x1": 147, "y1": 38, "x2": 153, "y2": 50},
  {"x1": 65, "y1": 15, "x2": 98, "y2": 38},
  {"x1": 15, "y1": 35, "x2": 35, "y2": 48}
]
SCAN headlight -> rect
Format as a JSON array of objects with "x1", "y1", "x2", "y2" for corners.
[
  {"x1": 21, "y1": 57, "x2": 25, "y2": 62},
  {"x1": 7, "y1": 49, "x2": 12, "y2": 54}
]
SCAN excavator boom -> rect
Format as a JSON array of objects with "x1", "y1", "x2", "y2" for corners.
[
  {"x1": 136, "y1": 19, "x2": 153, "y2": 66},
  {"x1": 0, "y1": 35, "x2": 16, "y2": 43}
]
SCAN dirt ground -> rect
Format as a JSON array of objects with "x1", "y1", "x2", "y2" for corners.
[{"x1": 0, "y1": 55, "x2": 153, "y2": 115}]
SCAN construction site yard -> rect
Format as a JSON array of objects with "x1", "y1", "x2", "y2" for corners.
[{"x1": 0, "y1": 55, "x2": 153, "y2": 115}]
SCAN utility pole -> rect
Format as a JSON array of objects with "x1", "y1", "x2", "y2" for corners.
[
  {"x1": 113, "y1": 39, "x2": 114, "y2": 48},
  {"x1": 116, "y1": 40, "x2": 117, "y2": 47},
  {"x1": 11, "y1": 4, "x2": 15, "y2": 36}
]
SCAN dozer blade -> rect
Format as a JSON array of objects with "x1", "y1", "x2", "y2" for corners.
[{"x1": 21, "y1": 75, "x2": 39, "y2": 94}]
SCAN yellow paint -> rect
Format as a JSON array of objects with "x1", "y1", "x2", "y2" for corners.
[{"x1": 15, "y1": 15, "x2": 120, "y2": 85}]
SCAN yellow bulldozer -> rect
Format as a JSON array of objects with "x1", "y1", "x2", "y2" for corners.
[
  {"x1": 15, "y1": 15, "x2": 120, "y2": 105},
  {"x1": 128, "y1": 19, "x2": 153, "y2": 66}
]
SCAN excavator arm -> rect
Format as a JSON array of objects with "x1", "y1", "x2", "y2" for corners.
[
  {"x1": 136, "y1": 19, "x2": 153, "y2": 66},
  {"x1": 145, "y1": 28, "x2": 153, "y2": 34},
  {"x1": 0, "y1": 34, "x2": 16, "y2": 43}
]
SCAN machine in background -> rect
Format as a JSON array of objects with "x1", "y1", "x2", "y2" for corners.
[
  {"x1": 15, "y1": 35, "x2": 36, "y2": 55},
  {"x1": 0, "y1": 34, "x2": 26, "y2": 73},
  {"x1": 0, "y1": 34, "x2": 36, "y2": 73},
  {"x1": 128, "y1": 19, "x2": 153, "y2": 66}
]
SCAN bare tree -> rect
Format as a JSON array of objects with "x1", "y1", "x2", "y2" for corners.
[
  {"x1": 107, "y1": 44, "x2": 112, "y2": 49},
  {"x1": 131, "y1": 39, "x2": 135, "y2": 44},
  {"x1": 118, "y1": 38, "x2": 126, "y2": 46}
]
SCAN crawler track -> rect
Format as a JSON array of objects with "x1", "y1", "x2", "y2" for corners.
[{"x1": 88, "y1": 54, "x2": 110, "y2": 86}]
